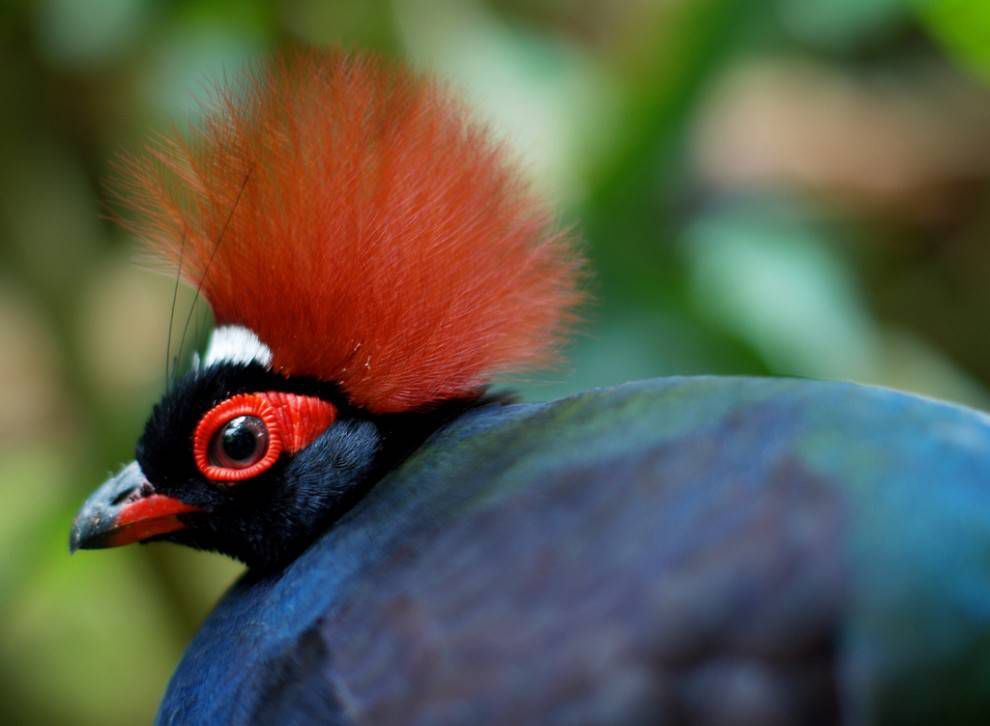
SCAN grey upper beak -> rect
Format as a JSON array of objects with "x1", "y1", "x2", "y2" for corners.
[{"x1": 70, "y1": 461, "x2": 200, "y2": 552}]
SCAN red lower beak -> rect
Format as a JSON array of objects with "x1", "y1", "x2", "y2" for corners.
[
  {"x1": 104, "y1": 493, "x2": 201, "y2": 547},
  {"x1": 70, "y1": 462, "x2": 201, "y2": 551}
]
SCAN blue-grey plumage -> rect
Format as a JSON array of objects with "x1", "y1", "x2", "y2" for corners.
[{"x1": 158, "y1": 377, "x2": 990, "y2": 725}]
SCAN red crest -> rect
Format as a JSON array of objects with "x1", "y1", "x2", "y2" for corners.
[{"x1": 117, "y1": 50, "x2": 584, "y2": 412}]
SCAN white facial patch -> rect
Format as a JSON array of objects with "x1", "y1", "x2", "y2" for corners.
[{"x1": 203, "y1": 325, "x2": 273, "y2": 369}]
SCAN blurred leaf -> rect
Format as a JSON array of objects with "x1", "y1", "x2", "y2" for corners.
[
  {"x1": 875, "y1": 330, "x2": 990, "y2": 409},
  {"x1": 513, "y1": 307, "x2": 769, "y2": 403},
  {"x1": 142, "y1": 24, "x2": 269, "y2": 120},
  {"x1": 32, "y1": 0, "x2": 151, "y2": 67},
  {"x1": 920, "y1": 0, "x2": 990, "y2": 82},
  {"x1": 282, "y1": 0, "x2": 399, "y2": 52},
  {"x1": 581, "y1": 0, "x2": 751, "y2": 304},
  {"x1": 779, "y1": 0, "x2": 909, "y2": 51},
  {"x1": 396, "y1": 0, "x2": 615, "y2": 206},
  {"x1": 2, "y1": 538, "x2": 184, "y2": 726},
  {"x1": 686, "y1": 199, "x2": 877, "y2": 380},
  {"x1": 0, "y1": 447, "x2": 72, "y2": 602}
]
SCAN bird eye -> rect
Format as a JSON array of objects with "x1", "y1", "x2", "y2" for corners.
[
  {"x1": 209, "y1": 415, "x2": 269, "y2": 469},
  {"x1": 193, "y1": 392, "x2": 336, "y2": 483}
]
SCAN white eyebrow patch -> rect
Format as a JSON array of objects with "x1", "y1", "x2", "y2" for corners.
[{"x1": 204, "y1": 325, "x2": 273, "y2": 368}]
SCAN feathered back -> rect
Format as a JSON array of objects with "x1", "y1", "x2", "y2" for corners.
[{"x1": 118, "y1": 50, "x2": 583, "y2": 413}]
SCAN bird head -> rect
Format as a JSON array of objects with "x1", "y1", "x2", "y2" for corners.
[{"x1": 70, "y1": 51, "x2": 582, "y2": 570}]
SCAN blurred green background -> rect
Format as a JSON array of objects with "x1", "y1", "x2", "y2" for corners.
[{"x1": 4, "y1": 0, "x2": 990, "y2": 722}]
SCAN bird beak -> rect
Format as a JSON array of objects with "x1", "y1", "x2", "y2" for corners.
[{"x1": 70, "y1": 461, "x2": 201, "y2": 552}]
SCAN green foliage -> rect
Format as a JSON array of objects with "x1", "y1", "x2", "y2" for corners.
[{"x1": 921, "y1": 0, "x2": 990, "y2": 79}]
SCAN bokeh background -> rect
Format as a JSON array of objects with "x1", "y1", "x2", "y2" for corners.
[{"x1": 4, "y1": 0, "x2": 990, "y2": 722}]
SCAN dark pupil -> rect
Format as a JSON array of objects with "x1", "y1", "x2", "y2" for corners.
[{"x1": 221, "y1": 416, "x2": 260, "y2": 462}]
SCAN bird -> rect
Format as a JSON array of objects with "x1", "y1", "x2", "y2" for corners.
[{"x1": 70, "y1": 50, "x2": 990, "y2": 725}]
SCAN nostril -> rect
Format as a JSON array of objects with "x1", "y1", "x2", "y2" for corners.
[
  {"x1": 110, "y1": 486, "x2": 137, "y2": 506},
  {"x1": 108, "y1": 477, "x2": 154, "y2": 507}
]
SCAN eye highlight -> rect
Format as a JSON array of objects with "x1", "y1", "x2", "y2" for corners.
[
  {"x1": 210, "y1": 415, "x2": 269, "y2": 469},
  {"x1": 193, "y1": 392, "x2": 337, "y2": 483}
]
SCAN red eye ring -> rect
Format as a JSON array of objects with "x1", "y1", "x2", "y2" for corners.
[
  {"x1": 192, "y1": 392, "x2": 337, "y2": 484},
  {"x1": 193, "y1": 395, "x2": 283, "y2": 482}
]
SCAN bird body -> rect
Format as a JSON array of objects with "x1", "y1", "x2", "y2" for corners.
[
  {"x1": 157, "y1": 376, "x2": 990, "y2": 725},
  {"x1": 67, "y1": 46, "x2": 990, "y2": 726}
]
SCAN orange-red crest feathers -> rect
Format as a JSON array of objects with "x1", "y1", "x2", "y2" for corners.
[{"x1": 117, "y1": 50, "x2": 584, "y2": 412}]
